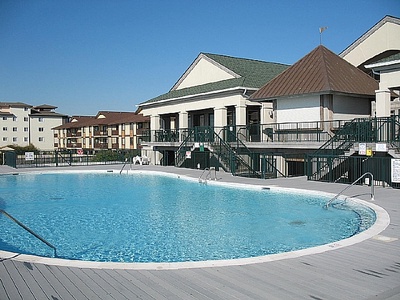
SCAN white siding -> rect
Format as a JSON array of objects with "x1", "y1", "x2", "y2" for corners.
[
  {"x1": 175, "y1": 58, "x2": 235, "y2": 90},
  {"x1": 342, "y1": 21, "x2": 400, "y2": 67}
]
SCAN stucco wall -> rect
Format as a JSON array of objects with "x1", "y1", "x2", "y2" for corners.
[
  {"x1": 333, "y1": 95, "x2": 370, "y2": 119},
  {"x1": 31, "y1": 116, "x2": 64, "y2": 150},
  {"x1": 276, "y1": 95, "x2": 321, "y2": 123},
  {"x1": 379, "y1": 68, "x2": 400, "y2": 90},
  {"x1": 1, "y1": 107, "x2": 30, "y2": 147}
]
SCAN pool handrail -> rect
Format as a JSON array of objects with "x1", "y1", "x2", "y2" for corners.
[
  {"x1": 325, "y1": 172, "x2": 375, "y2": 208},
  {"x1": 0, "y1": 209, "x2": 57, "y2": 257},
  {"x1": 119, "y1": 158, "x2": 129, "y2": 174},
  {"x1": 199, "y1": 167, "x2": 217, "y2": 183}
]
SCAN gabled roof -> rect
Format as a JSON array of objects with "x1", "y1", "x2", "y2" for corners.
[
  {"x1": 95, "y1": 111, "x2": 149, "y2": 125},
  {"x1": 340, "y1": 15, "x2": 400, "y2": 58},
  {"x1": 250, "y1": 45, "x2": 379, "y2": 101},
  {"x1": 139, "y1": 53, "x2": 289, "y2": 106}
]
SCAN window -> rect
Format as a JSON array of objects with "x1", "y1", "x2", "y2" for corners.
[
  {"x1": 13, "y1": 127, "x2": 17, "y2": 132},
  {"x1": 38, "y1": 137, "x2": 44, "y2": 142},
  {"x1": 13, "y1": 116, "x2": 17, "y2": 121},
  {"x1": 2, "y1": 117, "x2": 7, "y2": 120},
  {"x1": 38, "y1": 117, "x2": 44, "y2": 122},
  {"x1": 39, "y1": 127, "x2": 44, "y2": 132},
  {"x1": 2, "y1": 137, "x2": 7, "y2": 142},
  {"x1": 24, "y1": 117, "x2": 28, "y2": 122},
  {"x1": 13, "y1": 137, "x2": 17, "y2": 142},
  {"x1": 24, "y1": 127, "x2": 28, "y2": 132},
  {"x1": 24, "y1": 137, "x2": 28, "y2": 142},
  {"x1": 24, "y1": 107, "x2": 29, "y2": 111},
  {"x1": 2, "y1": 127, "x2": 7, "y2": 131}
]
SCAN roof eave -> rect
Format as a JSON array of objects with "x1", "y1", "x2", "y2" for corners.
[
  {"x1": 251, "y1": 90, "x2": 376, "y2": 102},
  {"x1": 138, "y1": 86, "x2": 257, "y2": 108}
]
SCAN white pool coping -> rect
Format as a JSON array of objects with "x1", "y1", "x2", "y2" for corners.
[{"x1": 0, "y1": 170, "x2": 390, "y2": 270}]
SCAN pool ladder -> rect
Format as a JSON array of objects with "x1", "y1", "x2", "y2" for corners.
[
  {"x1": 199, "y1": 167, "x2": 217, "y2": 184},
  {"x1": 325, "y1": 172, "x2": 375, "y2": 209},
  {"x1": 119, "y1": 158, "x2": 129, "y2": 174},
  {"x1": 0, "y1": 209, "x2": 57, "y2": 257}
]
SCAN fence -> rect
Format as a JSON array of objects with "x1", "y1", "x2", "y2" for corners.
[
  {"x1": 307, "y1": 154, "x2": 400, "y2": 188},
  {"x1": 9, "y1": 150, "x2": 141, "y2": 169}
]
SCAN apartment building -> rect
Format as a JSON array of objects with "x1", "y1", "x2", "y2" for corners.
[
  {"x1": 0, "y1": 102, "x2": 68, "y2": 150},
  {"x1": 53, "y1": 111, "x2": 150, "y2": 152}
]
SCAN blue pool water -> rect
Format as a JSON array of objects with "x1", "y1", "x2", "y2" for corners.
[{"x1": 0, "y1": 172, "x2": 375, "y2": 263}]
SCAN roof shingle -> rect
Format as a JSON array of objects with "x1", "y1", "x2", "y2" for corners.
[{"x1": 139, "y1": 53, "x2": 289, "y2": 105}]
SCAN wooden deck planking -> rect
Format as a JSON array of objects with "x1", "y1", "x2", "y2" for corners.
[
  {"x1": 138, "y1": 269, "x2": 199, "y2": 300},
  {"x1": 85, "y1": 268, "x2": 140, "y2": 299},
  {"x1": 160, "y1": 269, "x2": 220, "y2": 300},
  {"x1": 0, "y1": 260, "x2": 24, "y2": 300},
  {"x1": 80, "y1": 268, "x2": 134, "y2": 299},
  {"x1": 245, "y1": 261, "x2": 337, "y2": 299},
  {"x1": 115, "y1": 269, "x2": 176, "y2": 299},
  {"x1": 193, "y1": 267, "x2": 269, "y2": 300},
  {"x1": 171, "y1": 268, "x2": 246, "y2": 300},
  {"x1": 43, "y1": 265, "x2": 93, "y2": 300},
  {"x1": 211, "y1": 265, "x2": 301, "y2": 300},
  {"x1": 34, "y1": 263, "x2": 80, "y2": 300},
  {"x1": 9, "y1": 260, "x2": 49, "y2": 300}
]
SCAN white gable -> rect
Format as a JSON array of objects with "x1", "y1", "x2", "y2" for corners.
[
  {"x1": 173, "y1": 55, "x2": 237, "y2": 90},
  {"x1": 341, "y1": 16, "x2": 400, "y2": 68}
]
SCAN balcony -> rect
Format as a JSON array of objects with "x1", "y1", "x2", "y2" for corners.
[
  {"x1": 67, "y1": 143, "x2": 82, "y2": 148},
  {"x1": 143, "y1": 120, "x2": 349, "y2": 147},
  {"x1": 94, "y1": 143, "x2": 108, "y2": 149}
]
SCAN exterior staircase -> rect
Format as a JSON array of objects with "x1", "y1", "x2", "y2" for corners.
[
  {"x1": 175, "y1": 126, "x2": 281, "y2": 178},
  {"x1": 308, "y1": 115, "x2": 400, "y2": 187}
]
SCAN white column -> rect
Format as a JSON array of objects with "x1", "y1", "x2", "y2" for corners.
[
  {"x1": 260, "y1": 102, "x2": 273, "y2": 124},
  {"x1": 179, "y1": 111, "x2": 188, "y2": 129},
  {"x1": 375, "y1": 89, "x2": 391, "y2": 117},
  {"x1": 235, "y1": 105, "x2": 247, "y2": 126},
  {"x1": 214, "y1": 107, "x2": 227, "y2": 127},
  {"x1": 150, "y1": 115, "x2": 160, "y2": 131}
]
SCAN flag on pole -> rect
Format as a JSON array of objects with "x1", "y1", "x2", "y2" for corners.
[{"x1": 319, "y1": 27, "x2": 328, "y2": 34}]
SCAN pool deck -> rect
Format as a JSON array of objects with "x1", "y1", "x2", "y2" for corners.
[{"x1": 1, "y1": 164, "x2": 399, "y2": 300}]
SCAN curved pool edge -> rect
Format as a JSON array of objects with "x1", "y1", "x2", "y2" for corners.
[{"x1": 0, "y1": 170, "x2": 390, "y2": 270}]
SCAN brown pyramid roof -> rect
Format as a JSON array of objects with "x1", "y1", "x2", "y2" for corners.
[{"x1": 250, "y1": 45, "x2": 378, "y2": 101}]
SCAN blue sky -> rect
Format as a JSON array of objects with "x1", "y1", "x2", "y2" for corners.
[{"x1": 0, "y1": 0, "x2": 399, "y2": 116}]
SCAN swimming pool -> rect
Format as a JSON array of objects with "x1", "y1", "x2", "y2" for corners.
[{"x1": 0, "y1": 171, "x2": 376, "y2": 264}]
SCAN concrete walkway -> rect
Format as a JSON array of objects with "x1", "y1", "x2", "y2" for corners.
[{"x1": 1, "y1": 165, "x2": 399, "y2": 299}]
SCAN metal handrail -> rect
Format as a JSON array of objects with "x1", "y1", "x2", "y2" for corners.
[
  {"x1": 119, "y1": 158, "x2": 129, "y2": 174},
  {"x1": 198, "y1": 167, "x2": 217, "y2": 183},
  {"x1": 325, "y1": 172, "x2": 375, "y2": 208},
  {"x1": 0, "y1": 209, "x2": 57, "y2": 257}
]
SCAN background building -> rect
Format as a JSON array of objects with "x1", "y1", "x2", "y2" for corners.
[
  {"x1": 0, "y1": 102, "x2": 68, "y2": 150},
  {"x1": 53, "y1": 111, "x2": 150, "y2": 153}
]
